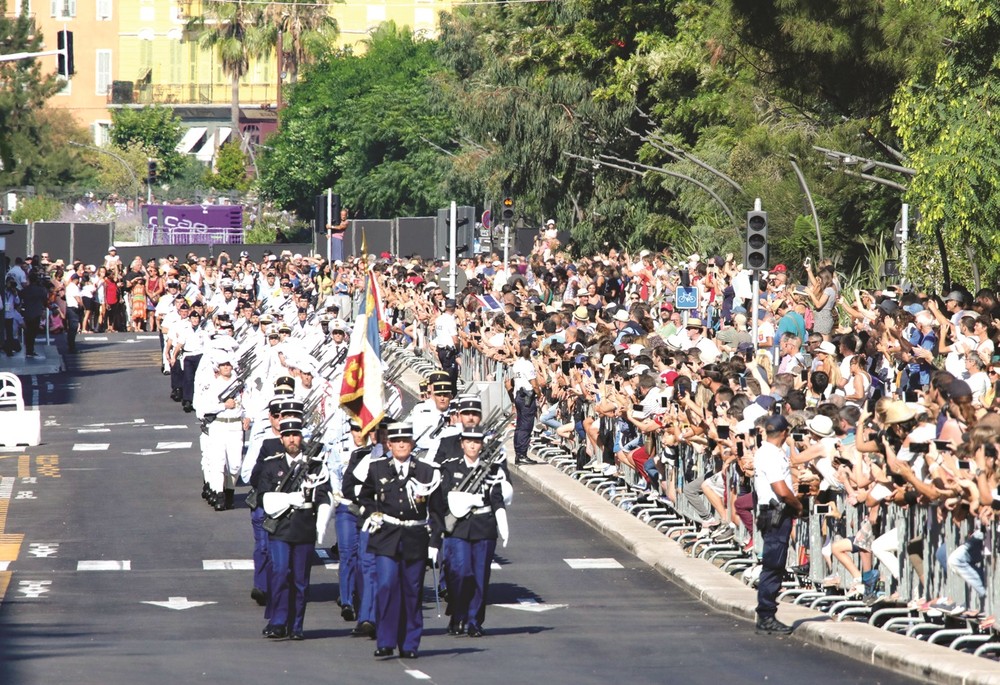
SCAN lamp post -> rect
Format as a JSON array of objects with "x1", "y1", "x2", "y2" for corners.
[{"x1": 788, "y1": 155, "x2": 823, "y2": 261}]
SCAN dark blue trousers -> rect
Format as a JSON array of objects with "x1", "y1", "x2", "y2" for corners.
[
  {"x1": 181, "y1": 353, "x2": 201, "y2": 403},
  {"x1": 357, "y1": 530, "x2": 377, "y2": 624},
  {"x1": 756, "y1": 514, "x2": 793, "y2": 620},
  {"x1": 513, "y1": 391, "x2": 537, "y2": 459},
  {"x1": 251, "y1": 507, "x2": 270, "y2": 596},
  {"x1": 267, "y1": 539, "x2": 314, "y2": 633},
  {"x1": 335, "y1": 505, "x2": 359, "y2": 608},
  {"x1": 447, "y1": 537, "x2": 496, "y2": 629},
  {"x1": 65, "y1": 307, "x2": 80, "y2": 353},
  {"x1": 374, "y1": 550, "x2": 426, "y2": 652}
]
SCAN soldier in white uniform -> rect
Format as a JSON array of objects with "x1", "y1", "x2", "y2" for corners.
[{"x1": 194, "y1": 349, "x2": 247, "y2": 511}]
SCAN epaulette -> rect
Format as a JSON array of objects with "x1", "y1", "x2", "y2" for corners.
[
  {"x1": 263, "y1": 453, "x2": 283, "y2": 461},
  {"x1": 423, "y1": 459, "x2": 441, "y2": 468}
]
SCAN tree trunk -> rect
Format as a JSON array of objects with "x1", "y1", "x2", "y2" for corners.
[{"x1": 231, "y1": 73, "x2": 242, "y2": 147}]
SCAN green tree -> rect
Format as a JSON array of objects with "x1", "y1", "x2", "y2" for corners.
[
  {"x1": 262, "y1": 0, "x2": 340, "y2": 86},
  {"x1": 204, "y1": 141, "x2": 251, "y2": 192},
  {"x1": 109, "y1": 106, "x2": 184, "y2": 179},
  {"x1": 11, "y1": 195, "x2": 61, "y2": 223},
  {"x1": 259, "y1": 22, "x2": 458, "y2": 218}
]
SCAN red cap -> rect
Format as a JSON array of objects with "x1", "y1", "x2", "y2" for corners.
[
  {"x1": 772, "y1": 264, "x2": 787, "y2": 273},
  {"x1": 662, "y1": 370, "x2": 679, "y2": 386}
]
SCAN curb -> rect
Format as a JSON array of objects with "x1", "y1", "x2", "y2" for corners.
[{"x1": 509, "y1": 459, "x2": 1000, "y2": 685}]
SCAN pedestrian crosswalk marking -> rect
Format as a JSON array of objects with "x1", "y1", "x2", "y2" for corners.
[
  {"x1": 156, "y1": 441, "x2": 192, "y2": 449},
  {"x1": 203, "y1": 559, "x2": 254, "y2": 570},
  {"x1": 77, "y1": 560, "x2": 131, "y2": 571},
  {"x1": 73, "y1": 444, "x2": 109, "y2": 452},
  {"x1": 405, "y1": 670, "x2": 432, "y2": 680},
  {"x1": 564, "y1": 558, "x2": 623, "y2": 569}
]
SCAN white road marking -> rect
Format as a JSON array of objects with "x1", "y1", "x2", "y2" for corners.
[
  {"x1": 156, "y1": 441, "x2": 192, "y2": 449},
  {"x1": 154, "y1": 425, "x2": 188, "y2": 430},
  {"x1": 15, "y1": 491, "x2": 35, "y2": 500},
  {"x1": 0, "y1": 477, "x2": 14, "y2": 498},
  {"x1": 494, "y1": 598, "x2": 567, "y2": 612},
  {"x1": 203, "y1": 559, "x2": 254, "y2": 570},
  {"x1": 564, "y1": 558, "x2": 623, "y2": 569},
  {"x1": 21, "y1": 477, "x2": 36, "y2": 484},
  {"x1": 491, "y1": 562, "x2": 502, "y2": 571},
  {"x1": 112, "y1": 339, "x2": 138, "y2": 344},
  {"x1": 0, "y1": 562, "x2": 8, "y2": 571},
  {"x1": 77, "y1": 560, "x2": 131, "y2": 571},
  {"x1": 86, "y1": 336, "x2": 108, "y2": 341},
  {"x1": 84, "y1": 419, "x2": 144, "y2": 427},
  {"x1": 73, "y1": 444, "x2": 109, "y2": 451},
  {"x1": 314, "y1": 548, "x2": 340, "y2": 570},
  {"x1": 136, "y1": 335, "x2": 160, "y2": 340},
  {"x1": 142, "y1": 596, "x2": 216, "y2": 610},
  {"x1": 122, "y1": 449, "x2": 168, "y2": 456},
  {"x1": 77, "y1": 428, "x2": 111, "y2": 433},
  {"x1": 18, "y1": 580, "x2": 52, "y2": 598},
  {"x1": 28, "y1": 543, "x2": 58, "y2": 558},
  {"x1": 30, "y1": 375, "x2": 38, "y2": 408},
  {"x1": 405, "y1": 670, "x2": 432, "y2": 680}
]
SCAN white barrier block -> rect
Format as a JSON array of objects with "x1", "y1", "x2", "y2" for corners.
[{"x1": 0, "y1": 409, "x2": 41, "y2": 447}]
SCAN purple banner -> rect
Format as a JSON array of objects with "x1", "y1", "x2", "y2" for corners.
[{"x1": 145, "y1": 205, "x2": 244, "y2": 245}]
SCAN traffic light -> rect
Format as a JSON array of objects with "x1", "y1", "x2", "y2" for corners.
[
  {"x1": 57, "y1": 30, "x2": 74, "y2": 78},
  {"x1": 744, "y1": 210, "x2": 768, "y2": 271},
  {"x1": 147, "y1": 160, "x2": 158, "y2": 185},
  {"x1": 500, "y1": 195, "x2": 514, "y2": 222}
]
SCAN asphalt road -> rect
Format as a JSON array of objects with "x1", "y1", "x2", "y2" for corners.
[{"x1": 0, "y1": 334, "x2": 918, "y2": 684}]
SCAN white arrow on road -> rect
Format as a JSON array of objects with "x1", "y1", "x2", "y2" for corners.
[
  {"x1": 122, "y1": 449, "x2": 168, "y2": 456},
  {"x1": 142, "y1": 596, "x2": 217, "y2": 610},
  {"x1": 494, "y1": 598, "x2": 566, "y2": 613}
]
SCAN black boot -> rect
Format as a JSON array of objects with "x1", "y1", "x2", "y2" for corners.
[
  {"x1": 182, "y1": 400, "x2": 194, "y2": 413},
  {"x1": 207, "y1": 490, "x2": 218, "y2": 507},
  {"x1": 223, "y1": 489, "x2": 234, "y2": 510},
  {"x1": 201, "y1": 482, "x2": 211, "y2": 500},
  {"x1": 214, "y1": 492, "x2": 227, "y2": 511}
]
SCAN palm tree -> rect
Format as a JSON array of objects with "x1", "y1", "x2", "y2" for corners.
[
  {"x1": 188, "y1": 1, "x2": 270, "y2": 144},
  {"x1": 262, "y1": 0, "x2": 339, "y2": 86}
]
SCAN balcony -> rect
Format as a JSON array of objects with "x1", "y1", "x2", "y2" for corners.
[{"x1": 107, "y1": 82, "x2": 279, "y2": 106}]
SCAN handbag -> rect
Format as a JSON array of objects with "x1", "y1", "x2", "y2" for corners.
[{"x1": 245, "y1": 486, "x2": 259, "y2": 510}]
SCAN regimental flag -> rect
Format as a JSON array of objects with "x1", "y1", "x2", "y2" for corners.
[{"x1": 339, "y1": 268, "x2": 385, "y2": 437}]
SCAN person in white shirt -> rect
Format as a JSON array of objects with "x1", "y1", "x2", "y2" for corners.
[
  {"x1": 506, "y1": 341, "x2": 541, "y2": 465},
  {"x1": 63, "y1": 273, "x2": 83, "y2": 353},
  {"x1": 752, "y1": 415, "x2": 802, "y2": 636},
  {"x1": 434, "y1": 298, "x2": 460, "y2": 394}
]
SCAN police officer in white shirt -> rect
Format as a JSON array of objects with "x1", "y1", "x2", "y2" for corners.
[
  {"x1": 752, "y1": 415, "x2": 803, "y2": 635},
  {"x1": 506, "y1": 340, "x2": 541, "y2": 465},
  {"x1": 434, "y1": 298, "x2": 460, "y2": 394}
]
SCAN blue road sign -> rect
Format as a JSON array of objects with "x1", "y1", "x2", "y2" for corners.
[{"x1": 675, "y1": 286, "x2": 699, "y2": 310}]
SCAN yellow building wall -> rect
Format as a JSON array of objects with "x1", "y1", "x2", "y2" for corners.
[{"x1": 11, "y1": 0, "x2": 456, "y2": 136}]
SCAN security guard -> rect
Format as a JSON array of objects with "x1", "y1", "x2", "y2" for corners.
[
  {"x1": 506, "y1": 341, "x2": 541, "y2": 465},
  {"x1": 359, "y1": 422, "x2": 444, "y2": 659},
  {"x1": 753, "y1": 415, "x2": 802, "y2": 635},
  {"x1": 439, "y1": 427, "x2": 510, "y2": 637},
  {"x1": 259, "y1": 417, "x2": 333, "y2": 641},
  {"x1": 409, "y1": 371, "x2": 453, "y2": 454}
]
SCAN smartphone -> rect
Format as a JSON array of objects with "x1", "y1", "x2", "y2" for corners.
[
  {"x1": 773, "y1": 400, "x2": 784, "y2": 415},
  {"x1": 736, "y1": 442, "x2": 745, "y2": 457},
  {"x1": 797, "y1": 483, "x2": 810, "y2": 495},
  {"x1": 632, "y1": 403, "x2": 644, "y2": 413},
  {"x1": 933, "y1": 440, "x2": 951, "y2": 451},
  {"x1": 909, "y1": 443, "x2": 930, "y2": 454},
  {"x1": 803, "y1": 257, "x2": 811, "y2": 269},
  {"x1": 717, "y1": 425, "x2": 731, "y2": 439},
  {"x1": 468, "y1": 321, "x2": 478, "y2": 333},
  {"x1": 791, "y1": 432, "x2": 806, "y2": 442},
  {"x1": 561, "y1": 360, "x2": 571, "y2": 375},
  {"x1": 739, "y1": 376, "x2": 747, "y2": 389},
  {"x1": 800, "y1": 369, "x2": 809, "y2": 382},
  {"x1": 614, "y1": 380, "x2": 621, "y2": 391},
  {"x1": 622, "y1": 357, "x2": 632, "y2": 371},
  {"x1": 904, "y1": 390, "x2": 919, "y2": 403},
  {"x1": 815, "y1": 503, "x2": 831, "y2": 515},
  {"x1": 957, "y1": 459, "x2": 972, "y2": 471},
  {"x1": 660, "y1": 396, "x2": 670, "y2": 409},
  {"x1": 756, "y1": 433, "x2": 763, "y2": 448}
]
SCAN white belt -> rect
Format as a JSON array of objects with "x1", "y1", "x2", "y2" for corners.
[
  {"x1": 334, "y1": 494, "x2": 353, "y2": 506},
  {"x1": 382, "y1": 514, "x2": 429, "y2": 527},
  {"x1": 470, "y1": 505, "x2": 491, "y2": 515}
]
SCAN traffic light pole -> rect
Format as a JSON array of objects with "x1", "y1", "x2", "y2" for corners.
[
  {"x1": 900, "y1": 203, "x2": 909, "y2": 280},
  {"x1": 750, "y1": 198, "x2": 762, "y2": 352},
  {"x1": 449, "y1": 201, "x2": 457, "y2": 299}
]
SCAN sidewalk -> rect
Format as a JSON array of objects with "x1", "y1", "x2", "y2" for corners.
[
  {"x1": 391, "y1": 369, "x2": 1000, "y2": 685},
  {"x1": 0, "y1": 343, "x2": 64, "y2": 376}
]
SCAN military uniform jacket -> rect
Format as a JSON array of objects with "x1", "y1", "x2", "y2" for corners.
[
  {"x1": 257, "y1": 453, "x2": 332, "y2": 544},
  {"x1": 359, "y1": 457, "x2": 444, "y2": 560},
  {"x1": 432, "y1": 429, "x2": 463, "y2": 464},
  {"x1": 341, "y1": 445, "x2": 373, "y2": 508},
  {"x1": 249, "y1": 436, "x2": 283, "y2": 489},
  {"x1": 439, "y1": 456, "x2": 507, "y2": 542}
]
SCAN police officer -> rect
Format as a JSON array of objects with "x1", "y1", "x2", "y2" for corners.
[
  {"x1": 752, "y1": 415, "x2": 802, "y2": 635},
  {"x1": 431, "y1": 394, "x2": 483, "y2": 463},
  {"x1": 439, "y1": 427, "x2": 509, "y2": 637},
  {"x1": 433, "y1": 298, "x2": 460, "y2": 394},
  {"x1": 359, "y1": 423, "x2": 444, "y2": 659},
  {"x1": 259, "y1": 417, "x2": 333, "y2": 641},
  {"x1": 506, "y1": 341, "x2": 541, "y2": 465}
]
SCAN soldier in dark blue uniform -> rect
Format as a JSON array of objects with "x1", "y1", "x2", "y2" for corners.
[
  {"x1": 359, "y1": 422, "x2": 444, "y2": 659},
  {"x1": 439, "y1": 427, "x2": 510, "y2": 637},
  {"x1": 258, "y1": 417, "x2": 333, "y2": 640}
]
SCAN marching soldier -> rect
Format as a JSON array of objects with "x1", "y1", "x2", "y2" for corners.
[
  {"x1": 193, "y1": 349, "x2": 246, "y2": 510},
  {"x1": 329, "y1": 418, "x2": 366, "y2": 624},
  {"x1": 439, "y1": 427, "x2": 510, "y2": 637},
  {"x1": 259, "y1": 417, "x2": 333, "y2": 641},
  {"x1": 359, "y1": 423, "x2": 444, "y2": 659},
  {"x1": 409, "y1": 371, "x2": 454, "y2": 455},
  {"x1": 432, "y1": 395, "x2": 483, "y2": 463},
  {"x1": 177, "y1": 308, "x2": 206, "y2": 413},
  {"x1": 165, "y1": 301, "x2": 192, "y2": 403}
]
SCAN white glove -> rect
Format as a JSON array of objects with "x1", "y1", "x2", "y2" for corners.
[
  {"x1": 495, "y1": 508, "x2": 509, "y2": 548},
  {"x1": 428, "y1": 546, "x2": 439, "y2": 567},
  {"x1": 287, "y1": 491, "x2": 306, "y2": 508},
  {"x1": 315, "y1": 502, "x2": 333, "y2": 545},
  {"x1": 448, "y1": 491, "x2": 484, "y2": 519},
  {"x1": 262, "y1": 491, "x2": 293, "y2": 517},
  {"x1": 499, "y1": 480, "x2": 514, "y2": 506}
]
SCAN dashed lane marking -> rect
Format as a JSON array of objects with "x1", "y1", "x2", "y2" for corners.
[
  {"x1": 156, "y1": 441, "x2": 193, "y2": 450},
  {"x1": 564, "y1": 558, "x2": 623, "y2": 569},
  {"x1": 154, "y1": 425, "x2": 188, "y2": 430},
  {"x1": 73, "y1": 444, "x2": 110, "y2": 452},
  {"x1": 77, "y1": 560, "x2": 131, "y2": 571},
  {"x1": 203, "y1": 559, "x2": 254, "y2": 570},
  {"x1": 406, "y1": 670, "x2": 432, "y2": 680},
  {"x1": 77, "y1": 428, "x2": 111, "y2": 434}
]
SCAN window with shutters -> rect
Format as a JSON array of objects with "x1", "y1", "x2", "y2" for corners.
[
  {"x1": 14, "y1": 0, "x2": 31, "y2": 16},
  {"x1": 95, "y1": 50, "x2": 112, "y2": 96},
  {"x1": 51, "y1": 0, "x2": 75, "y2": 19},
  {"x1": 96, "y1": 0, "x2": 112, "y2": 20},
  {"x1": 170, "y1": 41, "x2": 182, "y2": 84}
]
